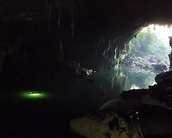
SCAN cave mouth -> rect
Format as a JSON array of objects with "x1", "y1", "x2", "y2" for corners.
[{"x1": 115, "y1": 24, "x2": 172, "y2": 91}]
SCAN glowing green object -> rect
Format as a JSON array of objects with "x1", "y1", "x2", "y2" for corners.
[{"x1": 19, "y1": 91, "x2": 49, "y2": 100}]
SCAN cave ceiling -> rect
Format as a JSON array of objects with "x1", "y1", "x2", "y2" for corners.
[{"x1": 1, "y1": 0, "x2": 172, "y2": 69}]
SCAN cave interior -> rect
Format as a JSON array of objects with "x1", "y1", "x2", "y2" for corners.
[{"x1": 1, "y1": 0, "x2": 172, "y2": 138}]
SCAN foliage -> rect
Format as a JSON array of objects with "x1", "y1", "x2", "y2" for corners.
[
  {"x1": 112, "y1": 26, "x2": 171, "y2": 90},
  {"x1": 112, "y1": 64, "x2": 156, "y2": 91},
  {"x1": 128, "y1": 28, "x2": 170, "y2": 62}
]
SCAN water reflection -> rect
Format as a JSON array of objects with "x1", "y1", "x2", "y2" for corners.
[{"x1": 112, "y1": 64, "x2": 157, "y2": 91}]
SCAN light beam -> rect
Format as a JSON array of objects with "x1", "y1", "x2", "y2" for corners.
[{"x1": 19, "y1": 91, "x2": 49, "y2": 100}]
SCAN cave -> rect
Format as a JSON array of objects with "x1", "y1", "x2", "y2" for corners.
[
  {"x1": 1, "y1": 0, "x2": 172, "y2": 138},
  {"x1": 119, "y1": 24, "x2": 171, "y2": 90}
]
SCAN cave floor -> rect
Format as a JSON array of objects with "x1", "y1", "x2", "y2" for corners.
[
  {"x1": 0, "y1": 73, "x2": 114, "y2": 138},
  {"x1": 1, "y1": 92, "x2": 172, "y2": 138},
  {"x1": 0, "y1": 71, "x2": 172, "y2": 138}
]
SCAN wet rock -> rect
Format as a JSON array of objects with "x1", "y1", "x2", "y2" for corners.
[
  {"x1": 70, "y1": 99, "x2": 144, "y2": 138},
  {"x1": 68, "y1": 60, "x2": 95, "y2": 77},
  {"x1": 155, "y1": 71, "x2": 172, "y2": 84},
  {"x1": 120, "y1": 69, "x2": 172, "y2": 137},
  {"x1": 70, "y1": 112, "x2": 143, "y2": 138},
  {"x1": 122, "y1": 69, "x2": 172, "y2": 110},
  {"x1": 99, "y1": 99, "x2": 139, "y2": 116}
]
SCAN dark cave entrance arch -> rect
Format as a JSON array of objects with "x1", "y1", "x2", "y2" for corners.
[{"x1": 114, "y1": 24, "x2": 172, "y2": 91}]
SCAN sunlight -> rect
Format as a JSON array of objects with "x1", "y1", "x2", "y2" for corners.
[
  {"x1": 120, "y1": 24, "x2": 172, "y2": 90},
  {"x1": 130, "y1": 84, "x2": 140, "y2": 90},
  {"x1": 141, "y1": 24, "x2": 172, "y2": 48}
]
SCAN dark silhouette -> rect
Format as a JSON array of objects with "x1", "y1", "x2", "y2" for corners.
[{"x1": 169, "y1": 36, "x2": 172, "y2": 69}]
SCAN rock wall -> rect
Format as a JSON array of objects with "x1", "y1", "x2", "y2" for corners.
[{"x1": 1, "y1": 0, "x2": 172, "y2": 82}]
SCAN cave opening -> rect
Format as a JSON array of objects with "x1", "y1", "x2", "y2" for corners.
[{"x1": 114, "y1": 24, "x2": 172, "y2": 91}]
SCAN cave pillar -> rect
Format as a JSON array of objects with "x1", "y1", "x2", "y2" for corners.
[{"x1": 169, "y1": 37, "x2": 172, "y2": 69}]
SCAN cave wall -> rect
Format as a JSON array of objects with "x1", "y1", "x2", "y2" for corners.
[{"x1": 1, "y1": 0, "x2": 172, "y2": 84}]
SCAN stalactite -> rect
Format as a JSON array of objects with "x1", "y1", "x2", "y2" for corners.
[
  {"x1": 58, "y1": 40, "x2": 64, "y2": 62},
  {"x1": 71, "y1": 0, "x2": 75, "y2": 38},
  {"x1": 57, "y1": 0, "x2": 61, "y2": 29},
  {"x1": 45, "y1": 0, "x2": 52, "y2": 29},
  {"x1": 45, "y1": 0, "x2": 49, "y2": 9},
  {"x1": 107, "y1": 40, "x2": 111, "y2": 51},
  {"x1": 58, "y1": 12, "x2": 61, "y2": 29},
  {"x1": 114, "y1": 47, "x2": 117, "y2": 60},
  {"x1": 48, "y1": 3, "x2": 52, "y2": 30}
]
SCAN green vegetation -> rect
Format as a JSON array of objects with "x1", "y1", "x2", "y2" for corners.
[
  {"x1": 128, "y1": 27, "x2": 170, "y2": 62},
  {"x1": 112, "y1": 25, "x2": 172, "y2": 90},
  {"x1": 123, "y1": 66, "x2": 156, "y2": 90},
  {"x1": 113, "y1": 64, "x2": 156, "y2": 91}
]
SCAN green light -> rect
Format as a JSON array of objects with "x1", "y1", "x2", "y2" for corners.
[{"x1": 19, "y1": 91, "x2": 49, "y2": 100}]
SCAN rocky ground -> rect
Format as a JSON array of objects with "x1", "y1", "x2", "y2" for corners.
[
  {"x1": 70, "y1": 70, "x2": 172, "y2": 138},
  {"x1": 122, "y1": 70, "x2": 172, "y2": 109}
]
